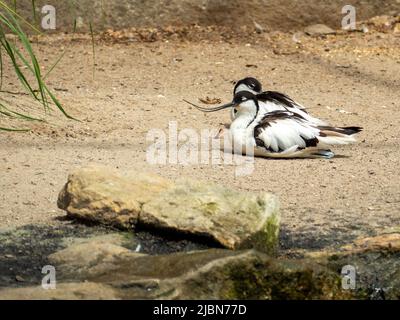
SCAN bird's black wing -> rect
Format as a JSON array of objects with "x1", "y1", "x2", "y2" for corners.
[{"x1": 256, "y1": 91, "x2": 309, "y2": 114}]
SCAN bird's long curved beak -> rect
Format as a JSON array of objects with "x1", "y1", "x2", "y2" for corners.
[{"x1": 183, "y1": 99, "x2": 236, "y2": 113}]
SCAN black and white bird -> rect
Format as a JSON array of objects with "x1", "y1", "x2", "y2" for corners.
[
  {"x1": 232, "y1": 77, "x2": 262, "y2": 120},
  {"x1": 193, "y1": 91, "x2": 362, "y2": 159},
  {"x1": 232, "y1": 77, "x2": 326, "y2": 126}
]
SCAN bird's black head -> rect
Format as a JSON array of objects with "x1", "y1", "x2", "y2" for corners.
[
  {"x1": 232, "y1": 91, "x2": 260, "y2": 116},
  {"x1": 233, "y1": 91, "x2": 258, "y2": 104},
  {"x1": 233, "y1": 77, "x2": 262, "y2": 95}
]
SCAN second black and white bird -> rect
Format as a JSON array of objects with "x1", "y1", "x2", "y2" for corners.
[{"x1": 195, "y1": 91, "x2": 362, "y2": 159}]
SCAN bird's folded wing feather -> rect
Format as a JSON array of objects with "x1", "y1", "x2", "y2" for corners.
[
  {"x1": 254, "y1": 111, "x2": 320, "y2": 152},
  {"x1": 257, "y1": 91, "x2": 308, "y2": 112}
]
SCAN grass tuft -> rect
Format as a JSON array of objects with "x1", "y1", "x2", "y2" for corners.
[{"x1": 0, "y1": 0, "x2": 74, "y2": 131}]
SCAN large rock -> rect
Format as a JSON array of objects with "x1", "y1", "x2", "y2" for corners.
[
  {"x1": 307, "y1": 231, "x2": 400, "y2": 299},
  {"x1": 58, "y1": 165, "x2": 280, "y2": 252},
  {"x1": 341, "y1": 233, "x2": 400, "y2": 253},
  {"x1": 49, "y1": 234, "x2": 142, "y2": 278},
  {"x1": 57, "y1": 165, "x2": 173, "y2": 228}
]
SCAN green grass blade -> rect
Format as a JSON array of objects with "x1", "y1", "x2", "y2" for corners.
[
  {"x1": 0, "y1": 0, "x2": 42, "y2": 34},
  {"x1": 0, "y1": 37, "x2": 39, "y2": 101},
  {"x1": 0, "y1": 102, "x2": 44, "y2": 121},
  {"x1": 0, "y1": 45, "x2": 3, "y2": 90},
  {"x1": 31, "y1": 0, "x2": 38, "y2": 26},
  {"x1": 6, "y1": 11, "x2": 49, "y2": 110},
  {"x1": 0, "y1": 126, "x2": 30, "y2": 132},
  {"x1": 4, "y1": 32, "x2": 75, "y2": 119},
  {"x1": 43, "y1": 50, "x2": 67, "y2": 79},
  {"x1": 0, "y1": 36, "x2": 40, "y2": 102},
  {"x1": 0, "y1": 109, "x2": 41, "y2": 121},
  {"x1": 42, "y1": 83, "x2": 76, "y2": 120},
  {"x1": 89, "y1": 22, "x2": 95, "y2": 79},
  {"x1": 0, "y1": 0, "x2": 74, "y2": 126}
]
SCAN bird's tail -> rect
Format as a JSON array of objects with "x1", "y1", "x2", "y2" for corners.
[
  {"x1": 317, "y1": 126, "x2": 363, "y2": 146},
  {"x1": 338, "y1": 126, "x2": 363, "y2": 135}
]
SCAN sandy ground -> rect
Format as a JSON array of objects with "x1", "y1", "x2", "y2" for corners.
[{"x1": 1, "y1": 30, "x2": 399, "y2": 251}]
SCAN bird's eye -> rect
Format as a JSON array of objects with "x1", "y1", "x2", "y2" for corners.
[{"x1": 249, "y1": 84, "x2": 255, "y2": 88}]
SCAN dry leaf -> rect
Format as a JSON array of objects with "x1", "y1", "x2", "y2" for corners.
[{"x1": 199, "y1": 97, "x2": 222, "y2": 105}]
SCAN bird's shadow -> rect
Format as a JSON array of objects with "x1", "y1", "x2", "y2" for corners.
[
  {"x1": 225, "y1": 151, "x2": 352, "y2": 161},
  {"x1": 331, "y1": 154, "x2": 351, "y2": 159}
]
